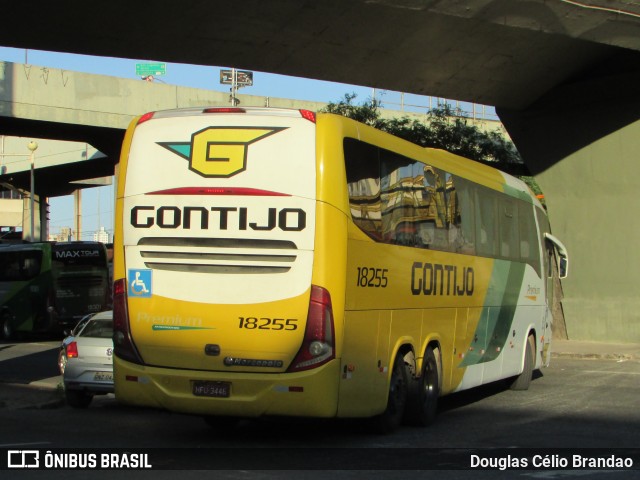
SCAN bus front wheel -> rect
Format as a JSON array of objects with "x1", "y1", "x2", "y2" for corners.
[{"x1": 510, "y1": 334, "x2": 535, "y2": 391}]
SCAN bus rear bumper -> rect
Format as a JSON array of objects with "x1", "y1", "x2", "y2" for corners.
[{"x1": 113, "y1": 357, "x2": 340, "y2": 418}]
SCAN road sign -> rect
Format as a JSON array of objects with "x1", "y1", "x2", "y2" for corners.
[
  {"x1": 136, "y1": 63, "x2": 166, "y2": 77},
  {"x1": 220, "y1": 69, "x2": 253, "y2": 86}
]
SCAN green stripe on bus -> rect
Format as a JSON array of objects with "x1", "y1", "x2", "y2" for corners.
[
  {"x1": 503, "y1": 184, "x2": 534, "y2": 203},
  {"x1": 458, "y1": 260, "x2": 526, "y2": 367}
]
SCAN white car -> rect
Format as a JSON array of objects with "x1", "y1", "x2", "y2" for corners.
[
  {"x1": 62, "y1": 310, "x2": 113, "y2": 408},
  {"x1": 58, "y1": 313, "x2": 94, "y2": 375}
]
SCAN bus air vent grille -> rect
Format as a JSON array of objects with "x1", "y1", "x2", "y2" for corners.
[{"x1": 137, "y1": 237, "x2": 298, "y2": 274}]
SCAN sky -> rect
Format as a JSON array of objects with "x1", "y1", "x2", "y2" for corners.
[{"x1": 0, "y1": 46, "x2": 496, "y2": 241}]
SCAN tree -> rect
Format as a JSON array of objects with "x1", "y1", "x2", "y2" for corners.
[
  {"x1": 322, "y1": 93, "x2": 524, "y2": 169},
  {"x1": 322, "y1": 93, "x2": 544, "y2": 201}
]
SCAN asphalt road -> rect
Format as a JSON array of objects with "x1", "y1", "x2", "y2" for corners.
[{"x1": 1, "y1": 338, "x2": 639, "y2": 479}]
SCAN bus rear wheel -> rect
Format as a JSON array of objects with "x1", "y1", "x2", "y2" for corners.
[
  {"x1": 371, "y1": 351, "x2": 408, "y2": 433},
  {"x1": 2, "y1": 314, "x2": 14, "y2": 340},
  {"x1": 404, "y1": 346, "x2": 439, "y2": 427}
]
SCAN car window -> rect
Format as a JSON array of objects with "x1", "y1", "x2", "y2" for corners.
[
  {"x1": 72, "y1": 315, "x2": 94, "y2": 336},
  {"x1": 78, "y1": 319, "x2": 113, "y2": 339}
]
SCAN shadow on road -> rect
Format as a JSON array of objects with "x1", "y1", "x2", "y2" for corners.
[{"x1": 0, "y1": 346, "x2": 59, "y2": 384}]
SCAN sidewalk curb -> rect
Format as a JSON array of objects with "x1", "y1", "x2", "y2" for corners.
[
  {"x1": 0, "y1": 382, "x2": 65, "y2": 410},
  {"x1": 550, "y1": 340, "x2": 640, "y2": 361},
  {"x1": 551, "y1": 352, "x2": 635, "y2": 361},
  {"x1": 21, "y1": 396, "x2": 66, "y2": 410}
]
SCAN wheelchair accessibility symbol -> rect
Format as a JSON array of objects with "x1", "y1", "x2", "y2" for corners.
[{"x1": 129, "y1": 269, "x2": 152, "y2": 298}]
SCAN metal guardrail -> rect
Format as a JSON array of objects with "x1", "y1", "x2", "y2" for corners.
[{"x1": 373, "y1": 93, "x2": 501, "y2": 122}]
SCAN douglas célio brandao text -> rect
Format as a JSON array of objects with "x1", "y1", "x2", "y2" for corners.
[{"x1": 470, "y1": 453, "x2": 634, "y2": 470}]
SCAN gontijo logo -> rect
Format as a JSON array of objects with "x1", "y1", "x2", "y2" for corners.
[{"x1": 158, "y1": 126, "x2": 287, "y2": 178}]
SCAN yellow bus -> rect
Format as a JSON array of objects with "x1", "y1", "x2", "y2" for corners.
[{"x1": 112, "y1": 107, "x2": 568, "y2": 431}]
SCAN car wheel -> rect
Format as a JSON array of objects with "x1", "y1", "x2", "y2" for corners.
[
  {"x1": 65, "y1": 389, "x2": 93, "y2": 408},
  {"x1": 58, "y1": 349, "x2": 67, "y2": 375}
]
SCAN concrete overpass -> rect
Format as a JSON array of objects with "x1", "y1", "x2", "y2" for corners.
[
  {"x1": 1, "y1": 62, "x2": 504, "y2": 234},
  {"x1": 0, "y1": 62, "x2": 332, "y2": 196},
  {"x1": 1, "y1": 0, "x2": 639, "y2": 343}
]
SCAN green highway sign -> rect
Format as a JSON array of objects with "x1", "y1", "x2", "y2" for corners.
[{"x1": 136, "y1": 63, "x2": 166, "y2": 77}]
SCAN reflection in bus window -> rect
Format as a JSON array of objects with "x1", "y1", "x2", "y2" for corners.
[
  {"x1": 476, "y1": 189, "x2": 498, "y2": 257},
  {"x1": 345, "y1": 140, "x2": 382, "y2": 240},
  {"x1": 346, "y1": 139, "x2": 477, "y2": 254},
  {"x1": 500, "y1": 198, "x2": 519, "y2": 259},
  {"x1": 453, "y1": 178, "x2": 475, "y2": 254},
  {"x1": 380, "y1": 151, "x2": 420, "y2": 246}
]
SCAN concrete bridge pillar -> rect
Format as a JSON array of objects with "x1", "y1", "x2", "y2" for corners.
[{"x1": 498, "y1": 53, "x2": 640, "y2": 343}]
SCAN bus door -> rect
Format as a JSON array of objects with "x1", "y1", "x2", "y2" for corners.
[{"x1": 542, "y1": 233, "x2": 569, "y2": 363}]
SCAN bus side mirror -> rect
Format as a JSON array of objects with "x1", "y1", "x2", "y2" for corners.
[
  {"x1": 544, "y1": 233, "x2": 568, "y2": 280},
  {"x1": 559, "y1": 256, "x2": 568, "y2": 279}
]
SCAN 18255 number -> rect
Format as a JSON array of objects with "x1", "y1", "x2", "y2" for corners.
[
  {"x1": 238, "y1": 317, "x2": 298, "y2": 330},
  {"x1": 356, "y1": 267, "x2": 389, "y2": 288}
]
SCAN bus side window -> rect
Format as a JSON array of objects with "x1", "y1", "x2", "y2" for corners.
[
  {"x1": 0, "y1": 253, "x2": 20, "y2": 281},
  {"x1": 476, "y1": 188, "x2": 498, "y2": 257},
  {"x1": 518, "y1": 202, "x2": 541, "y2": 277},
  {"x1": 453, "y1": 178, "x2": 476, "y2": 255},
  {"x1": 443, "y1": 173, "x2": 457, "y2": 247},
  {"x1": 345, "y1": 138, "x2": 382, "y2": 240},
  {"x1": 380, "y1": 153, "x2": 420, "y2": 247},
  {"x1": 22, "y1": 253, "x2": 42, "y2": 279},
  {"x1": 499, "y1": 198, "x2": 519, "y2": 260},
  {"x1": 413, "y1": 163, "x2": 436, "y2": 249}
]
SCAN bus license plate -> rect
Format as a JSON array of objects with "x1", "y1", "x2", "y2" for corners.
[
  {"x1": 93, "y1": 372, "x2": 113, "y2": 382},
  {"x1": 193, "y1": 381, "x2": 231, "y2": 398}
]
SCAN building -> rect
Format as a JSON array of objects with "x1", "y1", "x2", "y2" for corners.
[
  {"x1": 49, "y1": 226, "x2": 72, "y2": 242},
  {"x1": 93, "y1": 226, "x2": 110, "y2": 244}
]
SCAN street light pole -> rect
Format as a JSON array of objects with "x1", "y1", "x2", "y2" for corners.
[{"x1": 27, "y1": 141, "x2": 38, "y2": 241}]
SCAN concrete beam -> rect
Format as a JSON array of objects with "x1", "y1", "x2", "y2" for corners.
[
  {"x1": 0, "y1": 61, "x2": 329, "y2": 195},
  {"x1": 1, "y1": 60, "x2": 505, "y2": 196},
  {"x1": 0, "y1": 1, "x2": 634, "y2": 109}
]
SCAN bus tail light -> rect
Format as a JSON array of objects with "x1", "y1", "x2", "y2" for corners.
[
  {"x1": 113, "y1": 278, "x2": 144, "y2": 365},
  {"x1": 203, "y1": 107, "x2": 246, "y2": 114},
  {"x1": 136, "y1": 112, "x2": 155, "y2": 125},
  {"x1": 287, "y1": 285, "x2": 335, "y2": 372},
  {"x1": 66, "y1": 341, "x2": 78, "y2": 359},
  {"x1": 299, "y1": 109, "x2": 316, "y2": 123}
]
